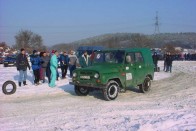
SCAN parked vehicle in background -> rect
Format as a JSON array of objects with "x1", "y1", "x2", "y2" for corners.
[
  {"x1": 70, "y1": 48, "x2": 154, "y2": 101},
  {"x1": 3, "y1": 55, "x2": 17, "y2": 67},
  {"x1": 0, "y1": 56, "x2": 4, "y2": 64}
]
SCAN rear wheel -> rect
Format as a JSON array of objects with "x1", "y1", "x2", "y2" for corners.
[
  {"x1": 103, "y1": 80, "x2": 119, "y2": 101},
  {"x1": 139, "y1": 77, "x2": 151, "y2": 93},
  {"x1": 74, "y1": 86, "x2": 89, "y2": 96}
]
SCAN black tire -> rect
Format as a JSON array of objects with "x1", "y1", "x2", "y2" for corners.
[
  {"x1": 139, "y1": 77, "x2": 151, "y2": 93},
  {"x1": 4, "y1": 64, "x2": 8, "y2": 67},
  {"x1": 74, "y1": 86, "x2": 89, "y2": 96},
  {"x1": 2, "y1": 80, "x2": 17, "y2": 95},
  {"x1": 103, "y1": 80, "x2": 119, "y2": 101}
]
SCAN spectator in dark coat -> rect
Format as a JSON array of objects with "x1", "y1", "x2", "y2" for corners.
[
  {"x1": 152, "y1": 52, "x2": 159, "y2": 68},
  {"x1": 166, "y1": 52, "x2": 173, "y2": 73},
  {"x1": 163, "y1": 53, "x2": 167, "y2": 71},
  {"x1": 16, "y1": 48, "x2": 30, "y2": 87},
  {"x1": 30, "y1": 50, "x2": 41, "y2": 85},
  {"x1": 40, "y1": 52, "x2": 50, "y2": 83},
  {"x1": 45, "y1": 51, "x2": 51, "y2": 83},
  {"x1": 59, "y1": 51, "x2": 69, "y2": 79}
]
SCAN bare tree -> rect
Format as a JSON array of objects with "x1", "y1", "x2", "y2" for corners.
[{"x1": 14, "y1": 30, "x2": 45, "y2": 52}]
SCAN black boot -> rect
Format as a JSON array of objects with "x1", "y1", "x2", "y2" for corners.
[
  {"x1": 19, "y1": 82, "x2": 21, "y2": 87},
  {"x1": 23, "y1": 81, "x2": 27, "y2": 86}
]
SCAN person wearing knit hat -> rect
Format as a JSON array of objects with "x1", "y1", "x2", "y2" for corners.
[{"x1": 16, "y1": 48, "x2": 30, "y2": 87}]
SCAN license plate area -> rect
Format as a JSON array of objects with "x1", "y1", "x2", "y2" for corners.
[{"x1": 80, "y1": 76, "x2": 90, "y2": 80}]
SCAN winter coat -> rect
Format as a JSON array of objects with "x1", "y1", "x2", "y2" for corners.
[
  {"x1": 166, "y1": 55, "x2": 173, "y2": 66},
  {"x1": 30, "y1": 54, "x2": 41, "y2": 70},
  {"x1": 59, "y1": 54, "x2": 69, "y2": 66},
  {"x1": 79, "y1": 54, "x2": 91, "y2": 68},
  {"x1": 16, "y1": 53, "x2": 30, "y2": 71},
  {"x1": 152, "y1": 54, "x2": 159, "y2": 65},
  {"x1": 69, "y1": 54, "x2": 77, "y2": 66},
  {"x1": 40, "y1": 56, "x2": 50, "y2": 68},
  {"x1": 50, "y1": 54, "x2": 58, "y2": 69}
]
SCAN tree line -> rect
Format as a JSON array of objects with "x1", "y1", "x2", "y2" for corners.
[{"x1": 13, "y1": 30, "x2": 46, "y2": 53}]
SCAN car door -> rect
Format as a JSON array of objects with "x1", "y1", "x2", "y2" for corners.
[
  {"x1": 125, "y1": 52, "x2": 136, "y2": 87},
  {"x1": 134, "y1": 52, "x2": 145, "y2": 84}
]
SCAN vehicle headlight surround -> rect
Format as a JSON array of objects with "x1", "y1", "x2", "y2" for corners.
[
  {"x1": 94, "y1": 73, "x2": 99, "y2": 79},
  {"x1": 73, "y1": 72, "x2": 77, "y2": 77}
]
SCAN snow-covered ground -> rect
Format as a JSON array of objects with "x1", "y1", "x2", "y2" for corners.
[{"x1": 0, "y1": 61, "x2": 196, "y2": 131}]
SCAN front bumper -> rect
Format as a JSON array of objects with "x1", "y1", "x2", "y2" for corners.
[
  {"x1": 4, "y1": 62, "x2": 16, "y2": 66},
  {"x1": 69, "y1": 81, "x2": 106, "y2": 89}
]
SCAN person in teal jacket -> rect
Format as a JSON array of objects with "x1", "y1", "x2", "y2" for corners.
[
  {"x1": 79, "y1": 51, "x2": 91, "y2": 68},
  {"x1": 49, "y1": 50, "x2": 59, "y2": 87}
]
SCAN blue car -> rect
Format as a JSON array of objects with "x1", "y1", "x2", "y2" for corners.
[{"x1": 3, "y1": 55, "x2": 17, "y2": 67}]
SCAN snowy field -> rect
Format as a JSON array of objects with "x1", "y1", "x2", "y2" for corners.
[{"x1": 0, "y1": 61, "x2": 196, "y2": 131}]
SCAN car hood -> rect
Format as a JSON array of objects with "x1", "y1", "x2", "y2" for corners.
[
  {"x1": 78, "y1": 64, "x2": 123, "y2": 74},
  {"x1": 4, "y1": 60, "x2": 15, "y2": 62}
]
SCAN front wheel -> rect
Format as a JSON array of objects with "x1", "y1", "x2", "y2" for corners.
[
  {"x1": 74, "y1": 86, "x2": 89, "y2": 96},
  {"x1": 4, "y1": 64, "x2": 8, "y2": 67},
  {"x1": 139, "y1": 77, "x2": 151, "y2": 93},
  {"x1": 103, "y1": 80, "x2": 119, "y2": 101}
]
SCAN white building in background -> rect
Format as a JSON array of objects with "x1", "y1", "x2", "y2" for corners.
[
  {"x1": 182, "y1": 49, "x2": 196, "y2": 54},
  {"x1": 174, "y1": 47, "x2": 183, "y2": 52}
]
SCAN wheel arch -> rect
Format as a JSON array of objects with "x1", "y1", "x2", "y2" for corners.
[
  {"x1": 108, "y1": 78, "x2": 123, "y2": 89},
  {"x1": 146, "y1": 74, "x2": 153, "y2": 80}
]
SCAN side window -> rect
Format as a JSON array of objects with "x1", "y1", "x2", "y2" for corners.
[
  {"x1": 135, "y1": 52, "x2": 144, "y2": 63},
  {"x1": 126, "y1": 53, "x2": 135, "y2": 64}
]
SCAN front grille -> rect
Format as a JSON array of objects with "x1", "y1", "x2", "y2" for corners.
[
  {"x1": 79, "y1": 71, "x2": 94, "y2": 80},
  {"x1": 80, "y1": 71, "x2": 93, "y2": 75}
]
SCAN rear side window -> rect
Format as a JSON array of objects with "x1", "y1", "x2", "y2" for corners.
[
  {"x1": 126, "y1": 53, "x2": 135, "y2": 64},
  {"x1": 135, "y1": 52, "x2": 144, "y2": 63}
]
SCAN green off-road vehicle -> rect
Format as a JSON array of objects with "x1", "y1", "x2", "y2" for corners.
[{"x1": 70, "y1": 48, "x2": 154, "y2": 101}]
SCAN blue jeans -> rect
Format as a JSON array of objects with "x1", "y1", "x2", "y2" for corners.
[
  {"x1": 19, "y1": 70, "x2": 27, "y2": 82},
  {"x1": 69, "y1": 65, "x2": 76, "y2": 77},
  {"x1": 166, "y1": 65, "x2": 172, "y2": 73}
]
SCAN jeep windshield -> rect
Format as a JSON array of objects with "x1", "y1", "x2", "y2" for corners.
[{"x1": 93, "y1": 50, "x2": 125, "y2": 64}]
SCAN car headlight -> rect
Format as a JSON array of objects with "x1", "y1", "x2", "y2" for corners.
[
  {"x1": 73, "y1": 72, "x2": 77, "y2": 77},
  {"x1": 94, "y1": 73, "x2": 99, "y2": 79}
]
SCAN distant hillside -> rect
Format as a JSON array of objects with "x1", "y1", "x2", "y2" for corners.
[
  {"x1": 51, "y1": 32, "x2": 196, "y2": 51},
  {"x1": 148, "y1": 32, "x2": 196, "y2": 49}
]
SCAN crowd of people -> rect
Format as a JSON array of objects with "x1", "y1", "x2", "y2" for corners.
[
  {"x1": 16, "y1": 48, "x2": 81, "y2": 88},
  {"x1": 152, "y1": 52, "x2": 183, "y2": 73},
  {"x1": 172, "y1": 53, "x2": 196, "y2": 61}
]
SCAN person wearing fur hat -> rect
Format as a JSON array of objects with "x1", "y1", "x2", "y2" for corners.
[
  {"x1": 16, "y1": 48, "x2": 30, "y2": 87},
  {"x1": 30, "y1": 50, "x2": 41, "y2": 85}
]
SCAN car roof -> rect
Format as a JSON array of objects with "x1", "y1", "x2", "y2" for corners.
[{"x1": 96, "y1": 48, "x2": 151, "y2": 52}]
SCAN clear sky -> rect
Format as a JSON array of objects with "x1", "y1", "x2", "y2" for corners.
[{"x1": 0, "y1": 0, "x2": 196, "y2": 46}]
